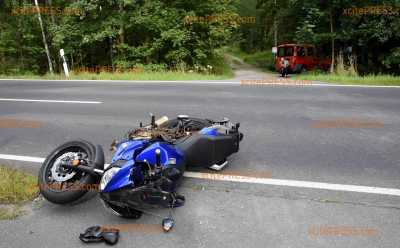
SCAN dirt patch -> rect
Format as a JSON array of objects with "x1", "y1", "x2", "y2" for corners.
[{"x1": 226, "y1": 54, "x2": 278, "y2": 81}]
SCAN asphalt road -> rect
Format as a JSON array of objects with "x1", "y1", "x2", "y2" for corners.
[{"x1": 0, "y1": 79, "x2": 399, "y2": 248}]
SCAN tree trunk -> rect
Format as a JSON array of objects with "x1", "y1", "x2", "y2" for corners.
[
  {"x1": 17, "y1": 15, "x2": 24, "y2": 69},
  {"x1": 48, "y1": 0, "x2": 56, "y2": 24},
  {"x1": 34, "y1": 0, "x2": 54, "y2": 74},
  {"x1": 109, "y1": 37, "x2": 114, "y2": 71},
  {"x1": 274, "y1": 0, "x2": 277, "y2": 48},
  {"x1": 329, "y1": 8, "x2": 335, "y2": 74},
  {"x1": 70, "y1": 54, "x2": 74, "y2": 71},
  {"x1": 119, "y1": 4, "x2": 125, "y2": 45}
]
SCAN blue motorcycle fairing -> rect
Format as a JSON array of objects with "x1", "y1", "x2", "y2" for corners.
[
  {"x1": 199, "y1": 126, "x2": 219, "y2": 136},
  {"x1": 102, "y1": 160, "x2": 135, "y2": 193},
  {"x1": 136, "y1": 142, "x2": 184, "y2": 169},
  {"x1": 103, "y1": 141, "x2": 184, "y2": 193},
  {"x1": 111, "y1": 140, "x2": 149, "y2": 163}
]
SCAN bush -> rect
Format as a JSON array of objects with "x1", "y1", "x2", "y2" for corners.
[{"x1": 334, "y1": 52, "x2": 358, "y2": 76}]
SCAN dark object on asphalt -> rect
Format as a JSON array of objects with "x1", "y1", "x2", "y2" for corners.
[
  {"x1": 79, "y1": 226, "x2": 103, "y2": 243},
  {"x1": 39, "y1": 114, "x2": 243, "y2": 229},
  {"x1": 101, "y1": 228, "x2": 120, "y2": 245},
  {"x1": 79, "y1": 226, "x2": 119, "y2": 245},
  {"x1": 162, "y1": 217, "x2": 175, "y2": 232}
]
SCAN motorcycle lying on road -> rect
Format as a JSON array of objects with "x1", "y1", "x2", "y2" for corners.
[{"x1": 38, "y1": 114, "x2": 243, "y2": 231}]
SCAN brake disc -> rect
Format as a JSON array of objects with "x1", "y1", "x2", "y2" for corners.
[{"x1": 51, "y1": 152, "x2": 78, "y2": 182}]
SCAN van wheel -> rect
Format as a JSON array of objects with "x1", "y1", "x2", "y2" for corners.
[
  {"x1": 294, "y1": 64, "x2": 302, "y2": 73},
  {"x1": 296, "y1": 65, "x2": 306, "y2": 73}
]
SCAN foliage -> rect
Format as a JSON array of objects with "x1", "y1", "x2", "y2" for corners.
[
  {"x1": 0, "y1": 70, "x2": 232, "y2": 81},
  {"x1": 0, "y1": 0, "x2": 239, "y2": 75},
  {"x1": 235, "y1": 0, "x2": 400, "y2": 75},
  {"x1": 1, "y1": 0, "x2": 399, "y2": 76}
]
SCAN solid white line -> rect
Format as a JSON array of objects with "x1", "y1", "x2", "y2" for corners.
[
  {"x1": 184, "y1": 172, "x2": 400, "y2": 197},
  {"x1": 1, "y1": 153, "x2": 399, "y2": 196},
  {"x1": 1, "y1": 78, "x2": 400, "y2": 88},
  {"x1": 0, "y1": 154, "x2": 45, "y2": 163},
  {"x1": 0, "y1": 98, "x2": 102, "y2": 104},
  {"x1": 311, "y1": 82, "x2": 400, "y2": 88}
]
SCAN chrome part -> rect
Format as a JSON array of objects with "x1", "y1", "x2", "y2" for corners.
[
  {"x1": 209, "y1": 160, "x2": 228, "y2": 171},
  {"x1": 103, "y1": 163, "x2": 111, "y2": 170},
  {"x1": 94, "y1": 169, "x2": 104, "y2": 174},
  {"x1": 50, "y1": 152, "x2": 78, "y2": 182},
  {"x1": 155, "y1": 116, "x2": 169, "y2": 126}
]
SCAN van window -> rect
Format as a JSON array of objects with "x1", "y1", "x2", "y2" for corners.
[
  {"x1": 307, "y1": 47, "x2": 314, "y2": 56},
  {"x1": 278, "y1": 47, "x2": 285, "y2": 57},
  {"x1": 297, "y1": 46, "x2": 305, "y2": 57},
  {"x1": 278, "y1": 47, "x2": 294, "y2": 57},
  {"x1": 285, "y1": 47, "x2": 294, "y2": 56}
]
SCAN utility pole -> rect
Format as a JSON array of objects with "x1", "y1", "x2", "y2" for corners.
[{"x1": 34, "y1": 0, "x2": 54, "y2": 74}]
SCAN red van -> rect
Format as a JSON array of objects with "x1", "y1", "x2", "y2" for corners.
[{"x1": 275, "y1": 44, "x2": 331, "y2": 73}]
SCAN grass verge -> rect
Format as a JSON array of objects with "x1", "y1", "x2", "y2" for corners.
[
  {"x1": 0, "y1": 166, "x2": 38, "y2": 220},
  {"x1": 0, "y1": 206, "x2": 25, "y2": 220},
  {"x1": 0, "y1": 70, "x2": 233, "y2": 81},
  {"x1": 296, "y1": 73, "x2": 400, "y2": 86}
]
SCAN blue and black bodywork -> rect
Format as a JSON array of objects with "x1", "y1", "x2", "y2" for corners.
[
  {"x1": 38, "y1": 115, "x2": 243, "y2": 221},
  {"x1": 98, "y1": 115, "x2": 243, "y2": 218}
]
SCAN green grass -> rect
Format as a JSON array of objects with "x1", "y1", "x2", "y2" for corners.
[
  {"x1": 0, "y1": 70, "x2": 233, "y2": 81},
  {"x1": 226, "y1": 46, "x2": 400, "y2": 86},
  {"x1": 226, "y1": 46, "x2": 275, "y2": 72},
  {"x1": 296, "y1": 73, "x2": 400, "y2": 86},
  {"x1": 0, "y1": 166, "x2": 38, "y2": 220}
]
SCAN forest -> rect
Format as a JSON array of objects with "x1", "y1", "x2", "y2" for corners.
[{"x1": 0, "y1": 0, "x2": 399, "y2": 76}]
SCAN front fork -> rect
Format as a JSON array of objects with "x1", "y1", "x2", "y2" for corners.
[
  {"x1": 60, "y1": 160, "x2": 104, "y2": 177},
  {"x1": 60, "y1": 144, "x2": 105, "y2": 177}
]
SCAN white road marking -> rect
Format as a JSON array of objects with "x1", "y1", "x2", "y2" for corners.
[
  {"x1": 0, "y1": 98, "x2": 102, "y2": 104},
  {"x1": 1, "y1": 78, "x2": 400, "y2": 88},
  {"x1": 1, "y1": 153, "x2": 399, "y2": 196},
  {"x1": 311, "y1": 83, "x2": 400, "y2": 88},
  {"x1": 0, "y1": 154, "x2": 45, "y2": 163},
  {"x1": 184, "y1": 172, "x2": 400, "y2": 197}
]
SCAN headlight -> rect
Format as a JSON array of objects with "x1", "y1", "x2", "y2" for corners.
[{"x1": 100, "y1": 167, "x2": 120, "y2": 191}]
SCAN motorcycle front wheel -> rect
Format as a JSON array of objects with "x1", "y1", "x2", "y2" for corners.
[{"x1": 38, "y1": 140, "x2": 103, "y2": 204}]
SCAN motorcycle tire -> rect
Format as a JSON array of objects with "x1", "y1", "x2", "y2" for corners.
[{"x1": 38, "y1": 140, "x2": 103, "y2": 204}]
